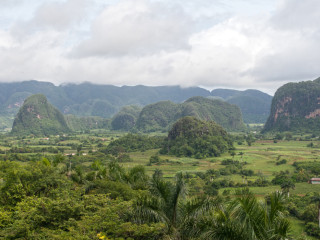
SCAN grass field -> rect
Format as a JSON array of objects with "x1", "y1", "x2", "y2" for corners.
[{"x1": 121, "y1": 139, "x2": 320, "y2": 183}]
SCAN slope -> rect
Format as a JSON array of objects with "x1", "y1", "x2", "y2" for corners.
[{"x1": 11, "y1": 94, "x2": 70, "y2": 136}]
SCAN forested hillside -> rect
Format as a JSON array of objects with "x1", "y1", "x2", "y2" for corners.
[
  {"x1": 64, "y1": 115, "x2": 110, "y2": 132},
  {"x1": 11, "y1": 94, "x2": 70, "y2": 136},
  {"x1": 211, "y1": 89, "x2": 272, "y2": 123},
  {"x1": 160, "y1": 116, "x2": 233, "y2": 158},
  {"x1": 111, "y1": 105, "x2": 142, "y2": 130},
  {"x1": 263, "y1": 77, "x2": 320, "y2": 133},
  {"x1": 0, "y1": 80, "x2": 271, "y2": 130},
  {"x1": 135, "y1": 96, "x2": 246, "y2": 132}
]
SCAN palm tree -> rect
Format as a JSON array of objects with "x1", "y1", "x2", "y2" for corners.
[
  {"x1": 134, "y1": 175, "x2": 291, "y2": 240},
  {"x1": 280, "y1": 180, "x2": 295, "y2": 197},
  {"x1": 125, "y1": 165, "x2": 149, "y2": 190},
  {"x1": 133, "y1": 172, "x2": 186, "y2": 236},
  {"x1": 134, "y1": 171, "x2": 222, "y2": 239},
  {"x1": 187, "y1": 189, "x2": 290, "y2": 240}
]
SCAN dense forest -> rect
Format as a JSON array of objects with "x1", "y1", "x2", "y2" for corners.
[{"x1": 0, "y1": 153, "x2": 292, "y2": 239}]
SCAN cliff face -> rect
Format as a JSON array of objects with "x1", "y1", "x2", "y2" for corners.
[
  {"x1": 263, "y1": 77, "x2": 320, "y2": 132},
  {"x1": 11, "y1": 94, "x2": 70, "y2": 136}
]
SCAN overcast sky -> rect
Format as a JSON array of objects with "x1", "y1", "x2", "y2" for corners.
[{"x1": 0, "y1": 0, "x2": 319, "y2": 94}]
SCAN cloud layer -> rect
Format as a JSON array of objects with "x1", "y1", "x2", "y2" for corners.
[{"x1": 0, "y1": 0, "x2": 319, "y2": 94}]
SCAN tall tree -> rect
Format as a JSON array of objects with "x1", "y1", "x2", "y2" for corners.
[{"x1": 281, "y1": 180, "x2": 295, "y2": 197}]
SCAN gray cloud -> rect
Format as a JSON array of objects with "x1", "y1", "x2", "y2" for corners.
[
  {"x1": 250, "y1": 0, "x2": 320, "y2": 83},
  {"x1": 271, "y1": 0, "x2": 320, "y2": 31},
  {"x1": 10, "y1": 0, "x2": 89, "y2": 40},
  {"x1": 31, "y1": 0, "x2": 89, "y2": 31},
  {"x1": 72, "y1": 0, "x2": 194, "y2": 57},
  {"x1": 0, "y1": 0, "x2": 319, "y2": 95}
]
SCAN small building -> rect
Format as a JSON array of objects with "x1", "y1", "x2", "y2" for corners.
[{"x1": 309, "y1": 178, "x2": 320, "y2": 184}]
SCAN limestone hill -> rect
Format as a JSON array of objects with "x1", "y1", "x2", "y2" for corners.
[
  {"x1": 135, "y1": 96, "x2": 246, "y2": 132},
  {"x1": 263, "y1": 77, "x2": 320, "y2": 133},
  {"x1": 11, "y1": 94, "x2": 70, "y2": 136},
  {"x1": 160, "y1": 116, "x2": 233, "y2": 158}
]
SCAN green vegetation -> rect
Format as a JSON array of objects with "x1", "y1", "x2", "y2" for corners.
[
  {"x1": 101, "y1": 133, "x2": 165, "y2": 155},
  {"x1": 264, "y1": 77, "x2": 320, "y2": 133},
  {"x1": 161, "y1": 116, "x2": 233, "y2": 158},
  {"x1": 11, "y1": 94, "x2": 70, "y2": 136},
  {"x1": 0, "y1": 81, "x2": 210, "y2": 124},
  {"x1": 111, "y1": 105, "x2": 142, "y2": 130},
  {"x1": 136, "y1": 96, "x2": 246, "y2": 132},
  {"x1": 2, "y1": 117, "x2": 320, "y2": 238},
  {"x1": 0, "y1": 81, "x2": 272, "y2": 132},
  {"x1": 136, "y1": 101, "x2": 180, "y2": 132},
  {"x1": 0, "y1": 157, "x2": 291, "y2": 239},
  {"x1": 64, "y1": 114, "x2": 110, "y2": 131},
  {"x1": 211, "y1": 89, "x2": 272, "y2": 123}
]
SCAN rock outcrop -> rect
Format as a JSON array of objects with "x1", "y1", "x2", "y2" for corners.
[{"x1": 263, "y1": 77, "x2": 320, "y2": 132}]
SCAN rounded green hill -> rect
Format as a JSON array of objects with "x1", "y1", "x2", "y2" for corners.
[
  {"x1": 161, "y1": 116, "x2": 233, "y2": 158},
  {"x1": 11, "y1": 94, "x2": 70, "y2": 136}
]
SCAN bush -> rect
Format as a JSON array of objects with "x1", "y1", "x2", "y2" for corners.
[
  {"x1": 305, "y1": 222, "x2": 320, "y2": 237},
  {"x1": 117, "y1": 154, "x2": 133, "y2": 162},
  {"x1": 241, "y1": 169, "x2": 254, "y2": 176},
  {"x1": 148, "y1": 155, "x2": 161, "y2": 165},
  {"x1": 276, "y1": 159, "x2": 287, "y2": 165}
]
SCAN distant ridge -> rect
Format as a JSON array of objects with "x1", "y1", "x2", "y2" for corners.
[
  {"x1": 135, "y1": 96, "x2": 246, "y2": 132},
  {"x1": 210, "y1": 89, "x2": 272, "y2": 123},
  {"x1": 0, "y1": 80, "x2": 272, "y2": 130}
]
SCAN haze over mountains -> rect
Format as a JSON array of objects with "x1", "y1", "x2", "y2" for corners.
[{"x1": 0, "y1": 80, "x2": 272, "y2": 131}]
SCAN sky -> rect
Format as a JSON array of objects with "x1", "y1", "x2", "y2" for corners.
[{"x1": 0, "y1": 0, "x2": 320, "y2": 94}]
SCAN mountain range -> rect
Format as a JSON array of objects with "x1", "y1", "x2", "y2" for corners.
[
  {"x1": 0, "y1": 80, "x2": 272, "y2": 130},
  {"x1": 133, "y1": 96, "x2": 245, "y2": 132}
]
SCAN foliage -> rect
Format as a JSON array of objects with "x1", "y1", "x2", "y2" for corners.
[
  {"x1": 101, "y1": 133, "x2": 165, "y2": 155},
  {"x1": 211, "y1": 89, "x2": 272, "y2": 123},
  {"x1": 305, "y1": 222, "x2": 320, "y2": 238},
  {"x1": 111, "y1": 105, "x2": 142, "y2": 131},
  {"x1": 272, "y1": 171, "x2": 292, "y2": 185},
  {"x1": 135, "y1": 96, "x2": 246, "y2": 132},
  {"x1": 188, "y1": 190, "x2": 290, "y2": 240},
  {"x1": 264, "y1": 77, "x2": 320, "y2": 133},
  {"x1": 293, "y1": 161, "x2": 320, "y2": 175},
  {"x1": 11, "y1": 94, "x2": 70, "y2": 136},
  {"x1": 64, "y1": 114, "x2": 109, "y2": 131},
  {"x1": 161, "y1": 117, "x2": 233, "y2": 158},
  {"x1": 276, "y1": 159, "x2": 287, "y2": 165},
  {"x1": 0, "y1": 81, "x2": 271, "y2": 130}
]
